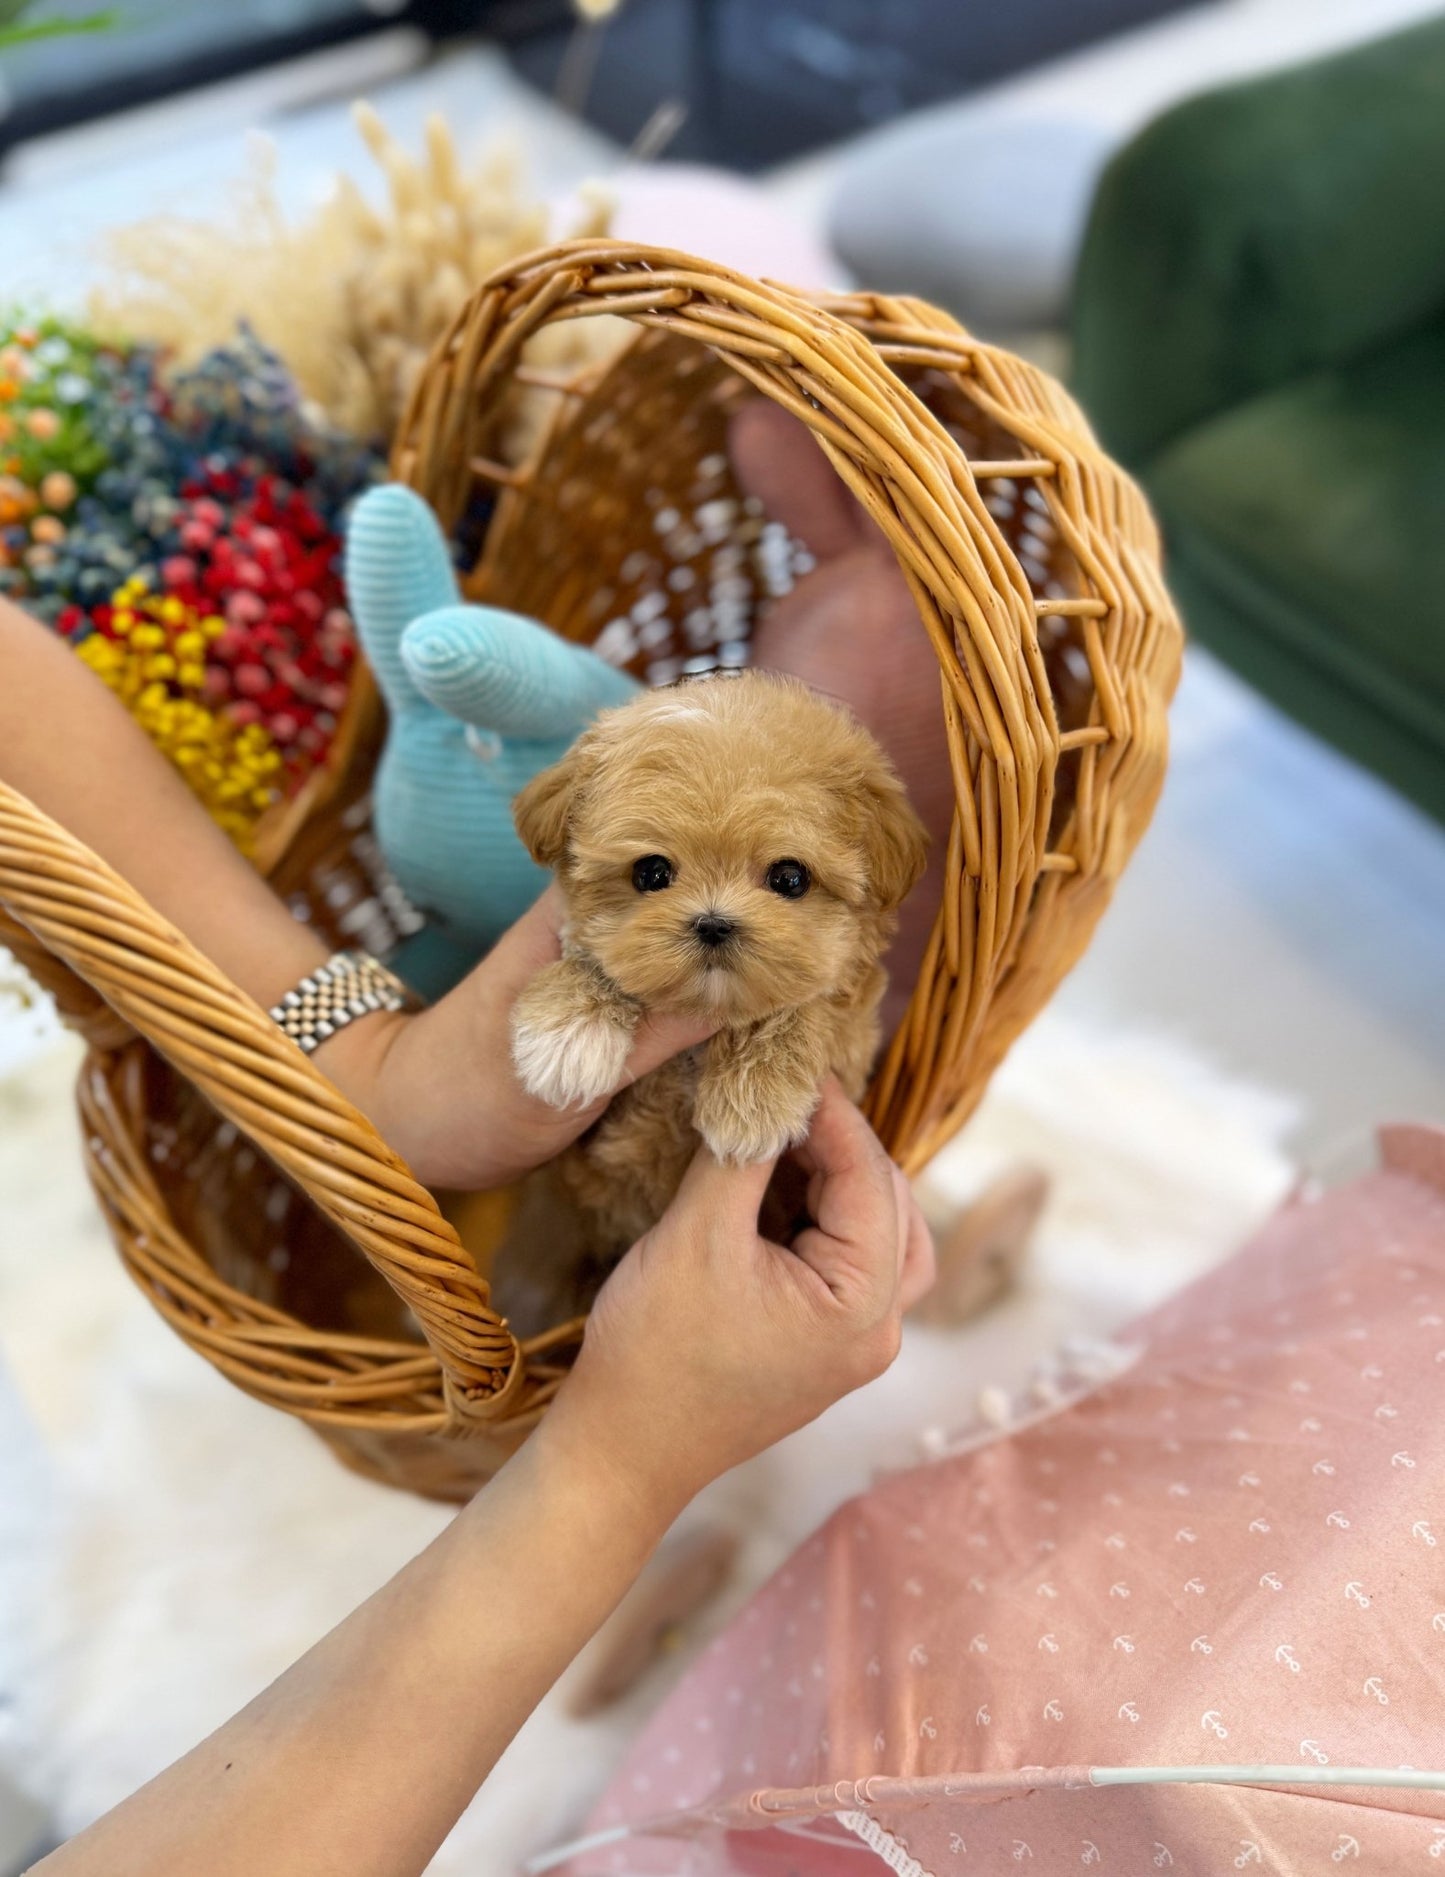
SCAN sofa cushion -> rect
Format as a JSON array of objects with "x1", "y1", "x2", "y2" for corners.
[
  {"x1": 829, "y1": 0, "x2": 1445, "y2": 336},
  {"x1": 1072, "y1": 11, "x2": 1445, "y2": 466},
  {"x1": 1148, "y1": 322, "x2": 1445, "y2": 743}
]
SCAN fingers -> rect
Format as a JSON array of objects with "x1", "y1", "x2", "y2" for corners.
[
  {"x1": 889, "y1": 1162, "x2": 911, "y2": 1283},
  {"x1": 621, "y1": 1008, "x2": 718, "y2": 1087},
  {"x1": 401, "y1": 604, "x2": 639, "y2": 737},
  {"x1": 464, "y1": 886, "x2": 565, "y2": 1006},
  {"x1": 728, "y1": 402, "x2": 864, "y2": 562},
  {"x1": 788, "y1": 1082, "x2": 904, "y2": 1311},
  {"x1": 671, "y1": 1131, "x2": 782, "y2": 1233},
  {"x1": 789, "y1": 1078, "x2": 890, "y2": 1198},
  {"x1": 896, "y1": 1179, "x2": 937, "y2": 1313},
  {"x1": 344, "y1": 486, "x2": 460, "y2": 714}
]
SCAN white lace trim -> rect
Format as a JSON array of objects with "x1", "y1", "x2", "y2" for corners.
[{"x1": 837, "y1": 1809, "x2": 936, "y2": 1876}]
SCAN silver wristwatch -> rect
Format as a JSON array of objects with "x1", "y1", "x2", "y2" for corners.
[{"x1": 269, "y1": 950, "x2": 410, "y2": 1055}]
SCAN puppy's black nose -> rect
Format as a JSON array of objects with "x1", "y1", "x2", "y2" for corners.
[{"x1": 692, "y1": 911, "x2": 738, "y2": 949}]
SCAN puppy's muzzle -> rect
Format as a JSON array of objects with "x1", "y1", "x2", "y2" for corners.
[{"x1": 691, "y1": 911, "x2": 738, "y2": 951}]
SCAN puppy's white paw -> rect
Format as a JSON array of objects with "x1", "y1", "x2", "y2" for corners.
[
  {"x1": 512, "y1": 1008, "x2": 633, "y2": 1109},
  {"x1": 695, "y1": 1086, "x2": 818, "y2": 1166}
]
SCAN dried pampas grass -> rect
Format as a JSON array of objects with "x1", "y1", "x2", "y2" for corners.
[{"x1": 90, "y1": 103, "x2": 625, "y2": 459}]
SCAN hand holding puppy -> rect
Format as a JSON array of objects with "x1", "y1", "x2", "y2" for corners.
[
  {"x1": 544, "y1": 1080, "x2": 935, "y2": 1509},
  {"x1": 314, "y1": 885, "x2": 714, "y2": 1194}
]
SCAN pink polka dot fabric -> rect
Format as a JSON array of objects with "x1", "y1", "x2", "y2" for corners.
[{"x1": 557, "y1": 1127, "x2": 1445, "y2": 1876}]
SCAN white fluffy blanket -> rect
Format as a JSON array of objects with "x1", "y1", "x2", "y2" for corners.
[{"x1": 0, "y1": 1014, "x2": 1295, "y2": 1871}]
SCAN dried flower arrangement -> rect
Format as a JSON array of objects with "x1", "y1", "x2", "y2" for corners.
[
  {"x1": 90, "y1": 104, "x2": 625, "y2": 457},
  {"x1": 3, "y1": 106, "x2": 629, "y2": 845}
]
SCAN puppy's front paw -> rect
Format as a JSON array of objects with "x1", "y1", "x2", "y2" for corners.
[
  {"x1": 512, "y1": 1004, "x2": 633, "y2": 1109},
  {"x1": 694, "y1": 1078, "x2": 818, "y2": 1166}
]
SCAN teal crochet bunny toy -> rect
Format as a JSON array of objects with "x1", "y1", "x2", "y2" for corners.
[{"x1": 346, "y1": 484, "x2": 639, "y2": 1000}]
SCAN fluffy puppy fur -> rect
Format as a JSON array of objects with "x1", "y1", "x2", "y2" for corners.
[{"x1": 496, "y1": 671, "x2": 927, "y2": 1331}]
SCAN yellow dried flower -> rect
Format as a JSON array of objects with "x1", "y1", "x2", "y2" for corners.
[{"x1": 76, "y1": 582, "x2": 285, "y2": 850}]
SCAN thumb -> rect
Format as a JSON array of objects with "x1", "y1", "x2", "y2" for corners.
[
  {"x1": 619, "y1": 1008, "x2": 716, "y2": 1089},
  {"x1": 788, "y1": 1081, "x2": 901, "y2": 1310},
  {"x1": 401, "y1": 605, "x2": 639, "y2": 738},
  {"x1": 345, "y1": 485, "x2": 460, "y2": 714},
  {"x1": 670, "y1": 1131, "x2": 780, "y2": 1235},
  {"x1": 728, "y1": 400, "x2": 864, "y2": 561}
]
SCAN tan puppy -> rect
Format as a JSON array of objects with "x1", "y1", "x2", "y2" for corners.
[{"x1": 499, "y1": 672, "x2": 927, "y2": 1324}]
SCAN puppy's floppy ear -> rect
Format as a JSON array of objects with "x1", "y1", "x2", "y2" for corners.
[
  {"x1": 513, "y1": 745, "x2": 585, "y2": 867},
  {"x1": 858, "y1": 769, "x2": 929, "y2": 912}
]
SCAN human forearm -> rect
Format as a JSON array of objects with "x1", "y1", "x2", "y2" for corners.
[
  {"x1": 29, "y1": 1089, "x2": 929, "y2": 1877},
  {"x1": 34, "y1": 1410, "x2": 680, "y2": 1877},
  {"x1": 0, "y1": 597, "x2": 328, "y2": 1008}
]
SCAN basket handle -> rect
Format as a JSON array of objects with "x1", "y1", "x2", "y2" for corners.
[{"x1": 0, "y1": 777, "x2": 520, "y2": 1428}]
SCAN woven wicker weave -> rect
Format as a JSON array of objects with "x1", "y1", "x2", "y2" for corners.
[{"x1": 0, "y1": 242, "x2": 1181, "y2": 1500}]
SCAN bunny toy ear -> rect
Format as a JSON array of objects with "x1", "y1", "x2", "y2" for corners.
[
  {"x1": 401, "y1": 605, "x2": 638, "y2": 740},
  {"x1": 344, "y1": 484, "x2": 462, "y2": 714}
]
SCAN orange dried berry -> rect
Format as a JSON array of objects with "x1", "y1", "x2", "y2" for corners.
[{"x1": 40, "y1": 470, "x2": 76, "y2": 511}]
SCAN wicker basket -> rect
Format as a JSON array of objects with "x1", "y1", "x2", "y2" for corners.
[{"x1": 0, "y1": 243, "x2": 1181, "y2": 1501}]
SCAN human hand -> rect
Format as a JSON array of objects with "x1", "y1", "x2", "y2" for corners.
[
  {"x1": 543, "y1": 1081, "x2": 935, "y2": 1514},
  {"x1": 317, "y1": 886, "x2": 714, "y2": 1192},
  {"x1": 347, "y1": 485, "x2": 638, "y2": 996},
  {"x1": 730, "y1": 402, "x2": 953, "y2": 1032}
]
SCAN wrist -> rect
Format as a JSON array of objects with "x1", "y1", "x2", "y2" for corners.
[
  {"x1": 534, "y1": 1378, "x2": 697, "y2": 1537},
  {"x1": 310, "y1": 1005, "x2": 413, "y2": 1146}
]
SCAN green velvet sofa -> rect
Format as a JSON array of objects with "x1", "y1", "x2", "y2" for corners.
[{"x1": 1071, "y1": 14, "x2": 1445, "y2": 824}]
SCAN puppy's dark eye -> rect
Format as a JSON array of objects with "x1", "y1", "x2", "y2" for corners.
[
  {"x1": 632, "y1": 854, "x2": 674, "y2": 893},
  {"x1": 766, "y1": 859, "x2": 811, "y2": 899}
]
